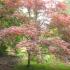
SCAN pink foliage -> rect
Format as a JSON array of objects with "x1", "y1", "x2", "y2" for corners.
[
  {"x1": 50, "y1": 38, "x2": 70, "y2": 54},
  {"x1": 23, "y1": 0, "x2": 45, "y2": 10},
  {"x1": 0, "y1": 23, "x2": 39, "y2": 40},
  {"x1": 0, "y1": 0, "x2": 70, "y2": 61},
  {"x1": 16, "y1": 40, "x2": 37, "y2": 51},
  {"x1": 48, "y1": 46, "x2": 58, "y2": 53},
  {"x1": 53, "y1": 14, "x2": 70, "y2": 27},
  {"x1": 3, "y1": 0, "x2": 24, "y2": 8},
  {"x1": 16, "y1": 40, "x2": 36, "y2": 47},
  {"x1": 56, "y1": 2, "x2": 67, "y2": 10}
]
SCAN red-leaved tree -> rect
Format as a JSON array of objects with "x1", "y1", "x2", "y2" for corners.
[{"x1": 0, "y1": 0, "x2": 70, "y2": 65}]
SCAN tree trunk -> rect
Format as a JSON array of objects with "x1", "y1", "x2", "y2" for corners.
[{"x1": 27, "y1": 50, "x2": 31, "y2": 67}]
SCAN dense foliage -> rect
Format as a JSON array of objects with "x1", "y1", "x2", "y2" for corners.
[{"x1": 0, "y1": 0, "x2": 70, "y2": 66}]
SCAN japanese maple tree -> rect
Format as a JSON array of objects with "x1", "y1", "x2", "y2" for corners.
[{"x1": 0, "y1": 0, "x2": 70, "y2": 65}]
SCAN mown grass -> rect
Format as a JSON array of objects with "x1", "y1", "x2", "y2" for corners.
[{"x1": 13, "y1": 62, "x2": 70, "y2": 70}]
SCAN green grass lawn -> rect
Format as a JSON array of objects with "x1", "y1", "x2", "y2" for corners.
[{"x1": 13, "y1": 62, "x2": 70, "y2": 70}]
